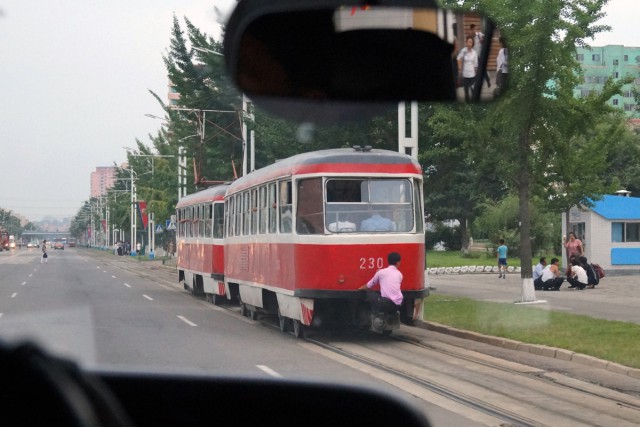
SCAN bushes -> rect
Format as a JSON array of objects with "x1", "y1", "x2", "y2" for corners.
[{"x1": 425, "y1": 222, "x2": 462, "y2": 251}]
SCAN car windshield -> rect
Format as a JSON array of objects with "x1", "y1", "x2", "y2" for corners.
[{"x1": 1, "y1": 1, "x2": 639, "y2": 426}]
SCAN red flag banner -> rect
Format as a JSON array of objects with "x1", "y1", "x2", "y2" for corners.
[{"x1": 137, "y1": 201, "x2": 149, "y2": 230}]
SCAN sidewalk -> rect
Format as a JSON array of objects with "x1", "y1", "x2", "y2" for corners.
[{"x1": 426, "y1": 271, "x2": 640, "y2": 324}]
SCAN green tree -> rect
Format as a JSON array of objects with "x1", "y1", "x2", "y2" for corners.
[
  {"x1": 420, "y1": 103, "x2": 506, "y2": 253},
  {"x1": 440, "y1": 0, "x2": 617, "y2": 301}
]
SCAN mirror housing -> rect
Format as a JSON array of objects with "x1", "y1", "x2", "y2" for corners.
[{"x1": 224, "y1": 0, "x2": 503, "y2": 122}]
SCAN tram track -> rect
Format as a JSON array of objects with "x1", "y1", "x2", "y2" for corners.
[
  {"x1": 305, "y1": 333, "x2": 544, "y2": 427},
  {"x1": 298, "y1": 330, "x2": 640, "y2": 427}
]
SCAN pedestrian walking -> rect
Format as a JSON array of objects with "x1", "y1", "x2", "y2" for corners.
[
  {"x1": 494, "y1": 36, "x2": 508, "y2": 95},
  {"x1": 496, "y1": 239, "x2": 508, "y2": 279},
  {"x1": 457, "y1": 35, "x2": 478, "y2": 102},
  {"x1": 41, "y1": 240, "x2": 48, "y2": 264},
  {"x1": 470, "y1": 24, "x2": 490, "y2": 89}
]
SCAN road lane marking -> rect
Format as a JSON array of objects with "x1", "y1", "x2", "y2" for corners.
[
  {"x1": 123, "y1": 283, "x2": 131, "y2": 288},
  {"x1": 177, "y1": 315, "x2": 197, "y2": 327},
  {"x1": 256, "y1": 365, "x2": 283, "y2": 378},
  {"x1": 11, "y1": 293, "x2": 17, "y2": 298},
  {"x1": 29, "y1": 274, "x2": 33, "y2": 277},
  {"x1": 21, "y1": 281, "x2": 26, "y2": 286},
  {"x1": 143, "y1": 294, "x2": 154, "y2": 301},
  {"x1": 96, "y1": 266, "x2": 101, "y2": 269},
  {"x1": 112, "y1": 275, "x2": 117, "y2": 279}
]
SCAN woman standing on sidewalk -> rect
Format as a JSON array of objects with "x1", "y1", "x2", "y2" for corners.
[{"x1": 563, "y1": 232, "x2": 583, "y2": 259}]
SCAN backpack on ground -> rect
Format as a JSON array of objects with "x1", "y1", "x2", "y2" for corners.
[{"x1": 591, "y1": 263, "x2": 605, "y2": 280}]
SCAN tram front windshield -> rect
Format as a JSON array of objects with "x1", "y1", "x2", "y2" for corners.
[{"x1": 324, "y1": 178, "x2": 415, "y2": 233}]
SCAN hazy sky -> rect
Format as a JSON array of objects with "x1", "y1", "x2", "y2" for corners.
[{"x1": 0, "y1": 1, "x2": 636, "y2": 222}]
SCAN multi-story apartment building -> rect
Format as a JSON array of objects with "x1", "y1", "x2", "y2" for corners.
[
  {"x1": 574, "y1": 45, "x2": 640, "y2": 118},
  {"x1": 90, "y1": 166, "x2": 116, "y2": 198}
]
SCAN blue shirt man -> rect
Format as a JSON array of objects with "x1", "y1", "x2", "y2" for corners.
[
  {"x1": 497, "y1": 239, "x2": 508, "y2": 279},
  {"x1": 360, "y1": 214, "x2": 395, "y2": 232}
]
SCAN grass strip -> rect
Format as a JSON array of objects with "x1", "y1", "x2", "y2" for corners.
[
  {"x1": 426, "y1": 251, "x2": 564, "y2": 268},
  {"x1": 424, "y1": 294, "x2": 640, "y2": 369}
]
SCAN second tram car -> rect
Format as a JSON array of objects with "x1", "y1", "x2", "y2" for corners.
[
  {"x1": 176, "y1": 184, "x2": 229, "y2": 304},
  {"x1": 222, "y1": 148, "x2": 428, "y2": 336}
]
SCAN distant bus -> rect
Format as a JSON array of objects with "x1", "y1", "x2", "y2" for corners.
[{"x1": 68, "y1": 238, "x2": 77, "y2": 247}]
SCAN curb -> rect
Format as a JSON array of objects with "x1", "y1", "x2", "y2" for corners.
[
  {"x1": 427, "y1": 266, "x2": 521, "y2": 275},
  {"x1": 418, "y1": 320, "x2": 640, "y2": 379}
]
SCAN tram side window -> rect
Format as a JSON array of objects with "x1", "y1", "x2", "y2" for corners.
[
  {"x1": 297, "y1": 178, "x2": 324, "y2": 234},
  {"x1": 225, "y1": 200, "x2": 232, "y2": 237},
  {"x1": 235, "y1": 195, "x2": 242, "y2": 236},
  {"x1": 206, "y1": 204, "x2": 213, "y2": 237},
  {"x1": 213, "y1": 202, "x2": 224, "y2": 238},
  {"x1": 200, "y1": 205, "x2": 206, "y2": 237},
  {"x1": 268, "y1": 182, "x2": 277, "y2": 233},
  {"x1": 258, "y1": 186, "x2": 267, "y2": 234},
  {"x1": 193, "y1": 206, "x2": 198, "y2": 237},
  {"x1": 251, "y1": 188, "x2": 258, "y2": 235},
  {"x1": 177, "y1": 209, "x2": 182, "y2": 237},
  {"x1": 279, "y1": 180, "x2": 292, "y2": 233},
  {"x1": 243, "y1": 192, "x2": 250, "y2": 235}
]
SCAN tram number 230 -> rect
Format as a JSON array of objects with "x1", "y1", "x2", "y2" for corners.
[{"x1": 359, "y1": 257, "x2": 385, "y2": 270}]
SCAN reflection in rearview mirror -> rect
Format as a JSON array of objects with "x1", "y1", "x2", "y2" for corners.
[{"x1": 224, "y1": 3, "x2": 507, "y2": 106}]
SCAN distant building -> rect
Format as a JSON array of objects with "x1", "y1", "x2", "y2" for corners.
[
  {"x1": 574, "y1": 45, "x2": 640, "y2": 118},
  {"x1": 563, "y1": 193, "x2": 640, "y2": 275},
  {"x1": 91, "y1": 166, "x2": 116, "y2": 198},
  {"x1": 168, "y1": 80, "x2": 180, "y2": 106}
]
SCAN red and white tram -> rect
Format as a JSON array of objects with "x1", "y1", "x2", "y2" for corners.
[
  {"x1": 176, "y1": 184, "x2": 229, "y2": 304},
  {"x1": 222, "y1": 147, "x2": 428, "y2": 336}
]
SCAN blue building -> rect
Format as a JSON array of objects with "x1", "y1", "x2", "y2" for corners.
[{"x1": 563, "y1": 193, "x2": 640, "y2": 275}]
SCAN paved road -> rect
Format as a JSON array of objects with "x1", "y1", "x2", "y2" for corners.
[
  {"x1": 0, "y1": 248, "x2": 484, "y2": 427},
  {"x1": 426, "y1": 271, "x2": 640, "y2": 324}
]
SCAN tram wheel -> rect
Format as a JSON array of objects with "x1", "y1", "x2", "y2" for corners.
[
  {"x1": 249, "y1": 309, "x2": 258, "y2": 320},
  {"x1": 292, "y1": 320, "x2": 304, "y2": 338},
  {"x1": 278, "y1": 312, "x2": 288, "y2": 333},
  {"x1": 211, "y1": 294, "x2": 222, "y2": 305},
  {"x1": 240, "y1": 303, "x2": 248, "y2": 317}
]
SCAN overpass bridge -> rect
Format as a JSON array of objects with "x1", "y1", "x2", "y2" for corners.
[{"x1": 21, "y1": 231, "x2": 72, "y2": 244}]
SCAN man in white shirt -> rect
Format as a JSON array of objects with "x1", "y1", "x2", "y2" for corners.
[{"x1": 541, "y1": 258, "x2": 565, "y2": 291}]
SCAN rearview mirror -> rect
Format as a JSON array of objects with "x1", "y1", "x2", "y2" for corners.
[{"x1": 224, "y1": 0, "x2": 506, "y2": 119}]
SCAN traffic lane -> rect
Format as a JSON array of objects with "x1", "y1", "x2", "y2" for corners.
[
  {"x1": 0, "y1": 248, "x2": 42, "y2": 290},
  {"x1": 427, "y1": 273, "x2": 640, "y2": 324},
  {"x1": 4, "y1": 249, "x2": 411, "y2": 392},
  {"x1": 0, "y1": 249, "x2": 100, "y2": 363},
  {"x1": 0, "y1": 249, "x2": 55, "y2": 313}
]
